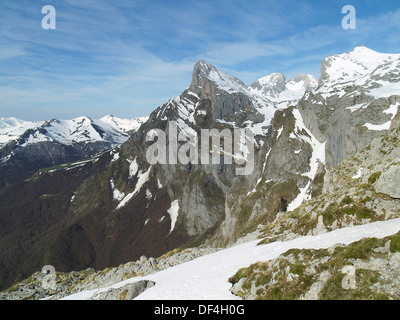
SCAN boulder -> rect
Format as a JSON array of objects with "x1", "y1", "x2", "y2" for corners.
[
  {"x1": 375, "y1": 165, "x2": 400, "y2": 199},
  {"x1": 94, "y1": 280, "x2": 155, "y2": 300}
]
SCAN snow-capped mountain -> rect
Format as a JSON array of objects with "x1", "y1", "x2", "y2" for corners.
[
  {"x1": 300, "y1": 46, "x2": 400, "y2": 166},
  {"x1": 0, "y1": 117, "x2": 44, "y2": 147},
  {"x1": 319, "y1": 46, "x2": 400, "y2": 96},
  {"x1": 0, "y1": 115, "x2": 148, "y2": 148},
  {"x1": 0, "y1": 115, "x2": 148, "y2": 189},
  {"x1": 248, "y1": 73, "x2": 318, "y2": 108},
  {"x1": 0, "y1": 46, "x2": 399, "y2": 299},
  {"x1": 99, "y1": 115, "x2": 148, "y2": 134}
]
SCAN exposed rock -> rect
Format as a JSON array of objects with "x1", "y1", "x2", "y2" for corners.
[
  {"x1": 93, "y1": 280, "x2": 155, "y2": 300},
  {"x1": 375, "y1": 165, "x2": 400, "y2": 199},
  {"x1": 300, "y1": 270, "x2": 332, "y2": 300}
]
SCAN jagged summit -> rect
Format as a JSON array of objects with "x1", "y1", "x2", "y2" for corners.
[
  {"x1": 189, "y1": 60, "x2": 319, "y2": 113},
  {"x1": 190, "y1": 59, "x2": 247, "y2": 95},
  {"x1": 248, "y1": 72, "x2": 318, "y2": 104},
  {"x1": 249, "y1": 73, "x2": 286, "y2": 97}
]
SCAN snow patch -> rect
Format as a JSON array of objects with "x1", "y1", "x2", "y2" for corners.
[
  {"x1": 167, "y1": 200, "x2": 179, "y2": 234},
  {"x1": 110, "y1": 151, "x2": 120, "y2": 163},
  {"x1": 110, "y1": 178, "x2": 125, "y2": 202},
  {"x1": 287, "y1": 109, "x2": 326, "y2": 211},
  {"x1": 352, "y1": 168, "x2": 364, "y2": 179},
  {"x1": 145, "y1": 189, "x2": 152, "y2": 200},
  {"x1": 364, "y1": 121, "x2": 392, "y2": 131},
  {"x1": 116, "y1": 166, "x2": 152, "y2": 210},
  {"x1": 128, "y1": 158, "x2": 139, "y2": 179}
]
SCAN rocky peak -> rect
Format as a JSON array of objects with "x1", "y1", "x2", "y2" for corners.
[
  {"x1": 248, "y1": 72, "x2": 318, "y2": 105},
  {"x1": 290, "y1": 74, "x2": 318, "y2": 92},
  {"x1": 189, "y1": 60, "x2": 248, "y2": 97},
  {"x1": 248, "y1": 73, "x2": 287, "y2": 98}
]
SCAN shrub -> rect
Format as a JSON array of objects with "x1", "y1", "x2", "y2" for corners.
[
  {"x1": 390, "y1": 232, "x2": 400, "y2": 253},
  {"x1": 368, "y1": 172, "x2": 382, "y2": 185}
]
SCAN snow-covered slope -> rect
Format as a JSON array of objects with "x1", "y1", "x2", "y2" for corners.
[{"x1": 62, "y1": 218, "x2": 400, "y2": 300}]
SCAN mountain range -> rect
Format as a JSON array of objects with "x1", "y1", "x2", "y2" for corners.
[
  {"x1": 0, "y1": 46, "x2": 399, "y2": 299},
  {"x1": 0, "y1": 115, "x2": 147, "y2": 188}
]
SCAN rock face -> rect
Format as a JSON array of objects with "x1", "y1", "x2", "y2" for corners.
[
  {"x1": 375, "y1": 166, "x2": 400, "y2": 199},
  {"x1": 259, "y1": 116, "x2": 400, "y2": 244},
  {"x1": 0, "y1": 46, "x2": 399, "y2": 294},
  {"x1": 300, "y1": 46, "x2": 400, "y2": 166}
]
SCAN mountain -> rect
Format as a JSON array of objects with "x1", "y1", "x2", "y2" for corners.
[
  {"x1": 99, "y1": 115, "x2": 148, "y2": 134},
  {"x1": 0, "y1": 115, "x2": 147, "y2": 188},
  {"x1": 248, "y1": 73, "x2": 318, "y2": 108},
  {"x1": 0, "y1": 46, "x2": 399, "y2": 296},
  {"x1": 0, "y1": 117, "x2": 44, "y2": 147},
  {"x1": 229, "y1": 116, "x2": 400, "y2": 300},
  {"x1": 300, "y1": 45, "x2": 400, "y2": 166}
]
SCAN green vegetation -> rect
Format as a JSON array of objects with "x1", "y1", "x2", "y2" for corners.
[
  {"x1": 368, "y1": 171, "x2": 382, "y2": 185},
  {"x1": 39, "y1": 193, "x2": 57, "y2": 200},
  {"x1": 390, "y1": 231, "x2": 400, "y2": 253},
  {"x1": 157, "y1": 247, "x2": 187, "y2": 260}
]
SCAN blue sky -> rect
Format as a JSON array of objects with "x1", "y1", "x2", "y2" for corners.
[{"x1": 1, "y1": 0, "x2": 399, "y2": 121}]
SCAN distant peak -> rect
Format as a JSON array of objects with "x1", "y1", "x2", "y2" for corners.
[{"x1": 253, "y1": 73, "x2": 286, "y2": 86}]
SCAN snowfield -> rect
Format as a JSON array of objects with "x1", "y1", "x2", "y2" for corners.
[{"x1": 62, "y1": 217, "x2": 400, "y2": 300}]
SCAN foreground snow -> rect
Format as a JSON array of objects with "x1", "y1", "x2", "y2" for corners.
[{"x1": 62, "y1": 218, "x2": 400, "y2": 300}]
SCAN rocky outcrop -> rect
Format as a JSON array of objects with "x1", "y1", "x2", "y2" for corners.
[
  {"x1": 93, "y1": 280, "x2": 155, "y2": 300},
  {"x1": 229, "y1": 232, "x2": 400, "y2": 300},
  {"x1": 375, "y1": 166, "x2": 400, "y2": 199},
  {"x1": 300, "y1": 46, "x2": 400, "y2": 166}
]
